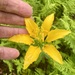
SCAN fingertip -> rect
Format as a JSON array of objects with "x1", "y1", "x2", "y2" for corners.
[
  {"x1": 21, "y1": 2, "x2": 33, "y2": 17},
  {"x1": 12, "y1": 48, "x2": 20, "y2": 59}
]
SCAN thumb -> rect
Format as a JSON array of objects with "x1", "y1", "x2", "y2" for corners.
[{"x1": 0, "y1": 47, "x2": 20, "y2": 60}]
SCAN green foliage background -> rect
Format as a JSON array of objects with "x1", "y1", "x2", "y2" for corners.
[{"x1": 0, "y1": 0, "x2": 75, "y2": 75}]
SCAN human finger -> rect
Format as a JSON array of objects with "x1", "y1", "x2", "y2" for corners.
[
  {"x1": 0, "y1": 26, "x2": 28, "y2": 38},
  {"x1": 0, "y1": 47, "x2": 20, "y2": 60},
  {"x1": 0, "y1": 11, "x2": 25, "y2": 25},
  {"x1": 0, "y1": 0, "x2": 33, "y2": 17}
]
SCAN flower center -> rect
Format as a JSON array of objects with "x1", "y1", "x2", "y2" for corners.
[{"x1": 33, "y1": 39, "x2": 46, "y2": 49}]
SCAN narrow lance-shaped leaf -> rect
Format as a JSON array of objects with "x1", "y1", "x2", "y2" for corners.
[
  {"x1": 9, "y1": 34, "x2": 33, "y2": 45},
  {"x1": 24, "y1": 46, "x2": 41, "y2": 69},
  {"x1": 25, "y1": 18, "x2": 39, "y2": 38},
  {"x1": 46, "y1": 29, "x2": 71, "y2": 42},
  {"x1": 41, "y1": 13, "x2": 54, "y2": 36},
  {"x1": 43, "y1": 44, "x2": 63, "y2": 64}
]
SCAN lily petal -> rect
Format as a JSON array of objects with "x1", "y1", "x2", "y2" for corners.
[
  {"x1": 9, "y1": 34, "x2": 33, "y2": 45},
  {"x1": 25, "y1": 18, "x2": 39, "y2": 38},
  {"x1": 43, "y1": 44, "x2": 63, "y2": 64},
  {"x1": 41, "y1": 13, "x2": 54, "y2": 36},
  {"x1": 46, "y1": 29, "x2": 71, "y2": 42},
  {"x1": 23, "y1": 45, "x2": 41, "y2": 69}
]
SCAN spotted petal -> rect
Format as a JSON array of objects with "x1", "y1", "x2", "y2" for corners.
[
  {"x1": 24, "y1": 46, "x2": 41, "y2": 69},
  {"x1": 41, "y1": 13, "x2": 54, "y2": 36},
  {"x1": 9, "y1": 34, "x2": 33, "y2": 45},
  {"x1": 46, "y1": 29, "x2": 71, "y2": 42},
  {"x1": 43, "y1": 44, "x2": 63, "y2": 64},
  {"x1": 25, "y1": 18, "x2": 39, "y2": 38}
]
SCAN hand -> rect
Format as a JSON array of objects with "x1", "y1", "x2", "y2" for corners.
[{"x1": 0, "y1": 0, "x2": 33, "y2": 60}]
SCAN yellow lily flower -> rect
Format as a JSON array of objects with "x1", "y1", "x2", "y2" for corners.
[{"x1": 9, "y1": 13, "x2": 70, "y2": 70}]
